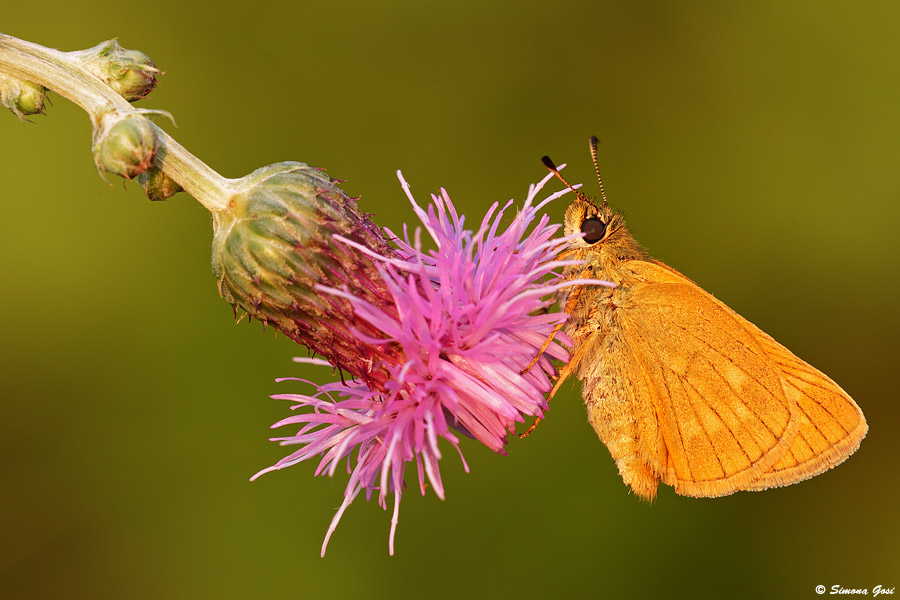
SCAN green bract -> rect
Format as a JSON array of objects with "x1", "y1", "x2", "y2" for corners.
[{"x1": 211, "y1": 163, "x2": 401, "y2": 385}]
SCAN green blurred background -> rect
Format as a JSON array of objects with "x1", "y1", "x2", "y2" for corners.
[{"x1": 2, "y1": 2, "x2": 898, "y2": 599}]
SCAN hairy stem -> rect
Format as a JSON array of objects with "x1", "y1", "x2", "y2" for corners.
[{"x1": 0, "y1": 33, "x2": 232, "y2": 213}]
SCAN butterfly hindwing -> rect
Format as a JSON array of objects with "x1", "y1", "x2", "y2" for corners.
[{"x1": 737, "y1": 327, "x2": 867, "y2": 490}]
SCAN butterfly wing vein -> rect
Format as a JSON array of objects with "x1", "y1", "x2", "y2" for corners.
[{"x1": 584, "y1": 261, "x2": 866, "y2": 499}]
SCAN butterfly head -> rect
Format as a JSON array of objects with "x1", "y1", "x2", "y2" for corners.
[
  {"x1": 562, "y1": 194, "x2": 622, "y2": 248},
  {"x1": 541, "y1": 141, "x2": 624, "y2": 250}
]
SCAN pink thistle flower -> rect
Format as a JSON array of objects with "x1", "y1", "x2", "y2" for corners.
[{"x1": 252, "y1": 169, "x2": 611, "y2": 556}]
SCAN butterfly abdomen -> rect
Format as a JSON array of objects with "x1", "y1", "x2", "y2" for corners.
[{"x1": 565, "y1": 273, "x2": 666, "y2": 500}]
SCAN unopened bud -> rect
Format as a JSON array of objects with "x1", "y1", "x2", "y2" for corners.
[
  {"x1": 93, "y1": 116, "x2": 159, "y2": 180},
  {"x1": 138, "y1": 168, "x2": 183, "y2": 201},
  {"x1": 0, "y1": 72, "x2": 46, "y2": 119},
  {"x1": 76, "y1": 40, "x2": 159, "y2": 102},
  {"x1": 211, "y1": 162, "x2": 400, "y2": 386}
]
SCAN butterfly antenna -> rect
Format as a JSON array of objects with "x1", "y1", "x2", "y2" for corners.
[
  {"x1": 589, "y1": 135, "x2": 609, "y2": 206},
  {"x1": 541, "y1": 155, "x2": 588, "y2": 202}
]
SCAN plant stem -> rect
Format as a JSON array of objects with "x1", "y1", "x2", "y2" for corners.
[{"x1": 0, "y1": 33, "x2": 232, "y2": 213}]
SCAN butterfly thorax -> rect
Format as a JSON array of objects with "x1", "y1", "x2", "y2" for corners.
[{"x1": 558, "y1": 197, "x2": 649, "y2": 350}]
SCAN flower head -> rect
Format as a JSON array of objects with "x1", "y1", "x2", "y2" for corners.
[
  {"x1": 253, "y1": 169, "x2": 611, "y2": 555},
  {"x1": 211, "y1": 162, "x2": 404, "y2": 390}
]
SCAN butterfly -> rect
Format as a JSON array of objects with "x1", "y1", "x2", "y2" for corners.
[{"x1": 526, "y1": 137, "x2": 867, "y2": 499}]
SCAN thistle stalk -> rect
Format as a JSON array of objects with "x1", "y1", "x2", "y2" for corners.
[{"x1": 0, "y1": 34, "x2": 228, "y2": 211}]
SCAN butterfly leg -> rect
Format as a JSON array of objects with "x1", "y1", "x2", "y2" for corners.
[
  {"x1": 519, "y1": 320, "x2": 570, "y2": 376},
  {"x1": 519, "y1": 337, "x2": 592, "y2": 439},
  {"x1": 519, "y1": 269, "x2": 589, "y2": 376}
]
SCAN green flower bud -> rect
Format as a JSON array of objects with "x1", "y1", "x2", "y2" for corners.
[
  {"x1": 0, "y1": 72, "x2": 46, "y2": 119},
  {"x1": 93, "y1": 116, "x2": 159, "y2": 180},
  {"x1": 137, "y1": 168, "x2": 183, "y2": 201},
  {"x1": 75, "y1": 40, "x2": 159, "y2": 102},
  {"x1": 211, "y1": 162, "x2": 401, "y2": 386}
]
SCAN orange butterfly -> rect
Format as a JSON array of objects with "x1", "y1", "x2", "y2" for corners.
[{"x1": 527, "y1": 137, "x2": 867, "y2": 499}]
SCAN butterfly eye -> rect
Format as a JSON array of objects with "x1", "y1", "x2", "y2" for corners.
[{"x1": 581, "y1": 218, "x2": 607, "y2": 244}]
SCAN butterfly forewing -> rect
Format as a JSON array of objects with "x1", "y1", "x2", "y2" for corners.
[{"x1": 618, "y1": 261, "x2": 802, "y2": 497}]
